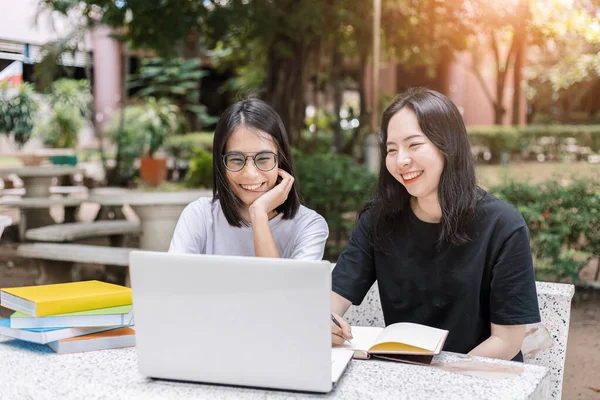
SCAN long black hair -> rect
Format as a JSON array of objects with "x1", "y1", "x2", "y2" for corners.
[
  {"x1": 366, "y1": 87, "x2": 478, "y2": 250},
  {"x1": 212, "y1": 98, "x2": 301, "y2": 227}
]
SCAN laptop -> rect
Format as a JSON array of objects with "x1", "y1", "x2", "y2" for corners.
[{"x1": 129, "y1": 251, "x2": 353, "y2": 393}]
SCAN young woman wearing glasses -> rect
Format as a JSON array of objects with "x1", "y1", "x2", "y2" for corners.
[{"x1": 169, "y1": 98, "x2": 328, "y2": 260}]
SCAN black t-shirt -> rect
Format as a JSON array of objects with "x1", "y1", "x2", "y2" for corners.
[{"x1": 332, "y1": 189, "x2": 541, "y2": 357}]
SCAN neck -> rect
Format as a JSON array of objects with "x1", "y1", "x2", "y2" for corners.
[{"x1": 411, "y1": 195, "x2": 442, "y2": 223}]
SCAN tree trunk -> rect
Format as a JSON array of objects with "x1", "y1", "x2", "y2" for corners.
[
  {"x1": 264, "y1": 40, "x2": 314, "y2": 146},
  {"x1": 342, "y1": 49, "x2": 369, "y2": 156},
  {"x1": 511, "y1": 39, "x2": 523, "y2": 126},
  {"x1": 107, "y1": 40, "x2": 129, "y2": 186},
  {"x1": 331, "y1": 35, "x2": 344, "y2": 154},
  {"x1": 512, "y1": 2, "x2": 529, "y2": 126}
]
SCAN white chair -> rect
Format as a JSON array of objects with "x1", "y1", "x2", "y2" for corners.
[{"x1": 342, "y1": 281, "x2": 574, "y2": 399}]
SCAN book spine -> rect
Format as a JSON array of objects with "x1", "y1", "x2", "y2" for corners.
[{"x1": 36, "y1": 292, "x2": 132, "y2": 317}]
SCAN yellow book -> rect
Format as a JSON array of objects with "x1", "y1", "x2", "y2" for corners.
[{"x1": 0, "y1": 281, "x2": 132, "y2": 317}]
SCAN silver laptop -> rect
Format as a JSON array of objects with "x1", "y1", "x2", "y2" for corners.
[{"x1": 129, "y1": 251, "x2": 353, "y2": 393}]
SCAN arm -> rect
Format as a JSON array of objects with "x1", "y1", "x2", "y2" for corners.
[
  {"x1": 332, "y1": 291, "x2": 352, "y2": 317},
  {"x1": 248, "y1": 170, "x2": 295, "y2": 258},
  {"x1": 474, "y1": 225, "x2": 540, "y2": 360},
  {"x1": 331, "y1": 292, "x2": 353, "y2": 345},
  {"x1": 468, "y1": 323, "x2": 526, "y2": 360},
  {"x1": 330, "y1": 211, "x2": 376, "y2": 345},
  {"x1": 249, "y1": 208, "x2": 280, "y2": 258}
]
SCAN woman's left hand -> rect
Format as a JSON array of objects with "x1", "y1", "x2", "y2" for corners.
[{"x1": 249, "y1": 169, "x2": 294, "y2": 219}]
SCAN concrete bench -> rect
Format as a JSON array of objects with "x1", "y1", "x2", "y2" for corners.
[
  {"x1": 0, "y1": 186, "x2": 87, "y2": 197},
  {"x1": 17, "y1": 242, "x2": 135, "y2": 286},
  {"x1": 24, "y1": 220, "x2": 141, "y2": 242},
  {"x1": 17, "y1": 243, "x2": 133, "y2": 266},
  {"x1": 342, "y1": 280, "x2": 574, "y2": 400},
  {"x1": 1, "y1": 197, "x2": 85, "y2": 208}
]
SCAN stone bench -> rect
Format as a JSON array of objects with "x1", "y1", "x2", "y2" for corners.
[
  {"x1": 17, "y1": 243, "x2": 135, "y2": 286},
  {"x1": 342, "y1": 279, "x2": 575, "y2": 400},
  {"x1": 0, "y1": 186, "x2": 88, "y2": 197},
  {"x1": 17, "y1": 243, "x2": 133, "y2": 266},
  {"x1": 1, "y1": 197, "x2": 85, "y2": 208},
  {"x1": 24, "y1": 220, "x2": 141, "y2": 242}
]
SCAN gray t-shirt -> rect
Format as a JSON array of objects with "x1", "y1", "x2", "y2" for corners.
[{"x1": 169, "y1": 197, "x2": 329, "y2": 260}]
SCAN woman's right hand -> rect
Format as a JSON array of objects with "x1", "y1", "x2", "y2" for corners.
[{"x1": 331, "y1": 312, "x2": 353, "y2": 345}]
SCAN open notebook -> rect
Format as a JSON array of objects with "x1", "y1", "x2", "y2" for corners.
[{"x1": 337, "y1": 323, "x2": 449, "y2": 365}]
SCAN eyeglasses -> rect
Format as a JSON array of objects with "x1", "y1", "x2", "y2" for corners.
[{"x1": 222, "y1": 151, "x2": 278, "y2": 172}]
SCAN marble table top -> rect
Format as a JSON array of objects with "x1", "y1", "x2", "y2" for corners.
[
  {"x1": 88, "y1": 189, "x2": 212, "y2": 206},
  {"x1": 0, "y1": 337, "x2": 549, "y2": 400},
  {"x1": 0, "y1": 165, "x2": 84, "y2": 178}
]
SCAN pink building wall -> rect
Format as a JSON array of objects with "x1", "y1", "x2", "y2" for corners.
[
  {"x1": 91, "y1": 26, "x2": 122, "y2": 136},
  {"x1": 363, "y1": 49, "x2": 527, "y2": 127}
]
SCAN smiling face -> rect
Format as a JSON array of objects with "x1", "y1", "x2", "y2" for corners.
[
  {"x1": 224, "y1": 125, "x2": 279, "y2": 207},
  {"x1": 385, "y1": 107, "x2": 445, "y2": 201}
]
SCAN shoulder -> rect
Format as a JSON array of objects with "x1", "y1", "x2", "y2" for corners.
[
  {"x1": 474, "y1": 188, "x2": 527, "y2": 233},
  {"x1": 293, "y1": 205, "x2": 329, "y2": 232},
  {"x1": 181, "y1": 196, "x2": 216, "y2": 220}
]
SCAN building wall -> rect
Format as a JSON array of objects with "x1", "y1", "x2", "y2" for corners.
[
  {"x1": 363, "y1": 48, "x2": 527, "y2": 127},
  {"x1": 0, "y1": 0, "x2": 90, "y2": 47}
]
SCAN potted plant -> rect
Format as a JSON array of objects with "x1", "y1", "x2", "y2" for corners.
[
  {"x1": 42, "y1": 79, "x2": 91, "y2": 165},
  {"x1": 37, "y1": 103, "x2": 82, "y2": 165},
  {"x1": 0, "y1": 82, "x2": 40, "y2": 164},
  {"x1": 138, "y1": 98, "x2": 181, "y2": 186},
  {"x1": 108, "y1": 99, "x2": 180, "y2": 187}
]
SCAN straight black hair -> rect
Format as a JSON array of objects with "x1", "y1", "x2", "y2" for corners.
[
  {"x1": 366, "y1": 87, "x2": 478, "y2": 250},
  {"x1": 212, "y1": 98, "x2": 301, "y2": 227}
]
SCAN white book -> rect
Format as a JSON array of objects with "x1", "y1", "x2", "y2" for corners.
[
  {"x1": 0, "y1": 318, "x2": 117, "y2": 345},
  {"x1": 48, "y1": 326, "x2": 136, "y2": 354},
  {"x1": 10, "y1": 305, "x2": 134, "y2": 329}
]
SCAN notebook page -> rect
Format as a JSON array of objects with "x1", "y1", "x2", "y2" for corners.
[
  {"x1": 372, "y1": 322, "x2": 447, "y2": 352},
  {"x1": 335, "y1": 326, "x2": 383, "y2": 353}
]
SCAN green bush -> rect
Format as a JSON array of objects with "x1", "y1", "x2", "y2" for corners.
[
  {"x1": 296, "y1": 152, "x2": 376, "y2": 261},
  {"x1": 165, "y1": 132, "x2": 214, "y2": 159},
  {"x1": 47, "y1": 79, "x2": 91, "y2": 119},
  {"x1": 38, "y1": 103, "x2": 83, "y2": 148},
  {"x1": 468, "y1": 124, "x2": 600, "y2": 163},
  {"x1": 520, "y1": 125, "x2": 600, "y2": 152},
  {"x1": 0, "y1": 82, "x2": 38, "y2": 147},
  {"x1": 185, "y1": 150, "x2": 213, "y2": 188},
  {"x1": 467, "y1": 126, "x2": 520, "y2": 162},
  {"x1": 491, "y1": 178, "x2": 600, "y2": 283}
]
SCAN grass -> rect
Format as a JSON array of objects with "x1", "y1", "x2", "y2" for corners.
[
  {"x1": 476, "y1": 161, "x2": 600, "y2": 190},
  {"x1": 0, "y1": 156, "x2": 21, "y2": 166}
]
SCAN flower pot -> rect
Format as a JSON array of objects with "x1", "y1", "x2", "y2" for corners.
[
  {"x1": 50, "y1": 155, "x2": 78, "y2": 166},
  {"x1": 140, "y1": 157, "x2": 167, "y2": 187},
  {"x1": 16, "y1": 153, "x2": 45, "y2": 166}
]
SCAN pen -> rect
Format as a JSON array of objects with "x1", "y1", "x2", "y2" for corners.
[{"x1": 331, "y1": 314, "x2": 351, "y2": 344}]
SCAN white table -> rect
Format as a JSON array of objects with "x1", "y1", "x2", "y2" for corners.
[
  {"x1": 0, "y1": 166, "x2": 84, "y2": 198},
  {"x1": 89, "y1": 189, "x2": 211, "y2": 251},
  {"x1": 0, "y1": 338, "x2": 549, "y2": 399},
  {"x1": 0, "y1": 166, "x2": 85, "y2": 232}
]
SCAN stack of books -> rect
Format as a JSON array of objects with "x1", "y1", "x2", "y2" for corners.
[{"x1": 0, "y1": 280, "x2": 135, "y2": 354}]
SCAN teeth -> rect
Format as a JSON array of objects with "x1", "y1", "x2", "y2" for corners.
[
  {"x1": 241, "y1": 183, "x2": 262, "y2": 190},
  {"x1": 402, "y1": 171, "x2": 423, "y2": 180}
]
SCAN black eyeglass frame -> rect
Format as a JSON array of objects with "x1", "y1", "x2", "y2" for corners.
[{"x1": 222, "y1": 151, "x2": 279, "y2": 172}]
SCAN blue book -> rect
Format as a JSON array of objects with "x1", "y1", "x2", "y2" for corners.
[{"x1": 0, "y1": 319, "x2": 118, "y2": 344}]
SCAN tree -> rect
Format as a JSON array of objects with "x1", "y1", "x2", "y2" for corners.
[
  {"x1": 459, "y1": 0, "x2": 599, "y2": 125},
  {"x1": 525, "y1": 0, "x2": 600, "y2": 122}
]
